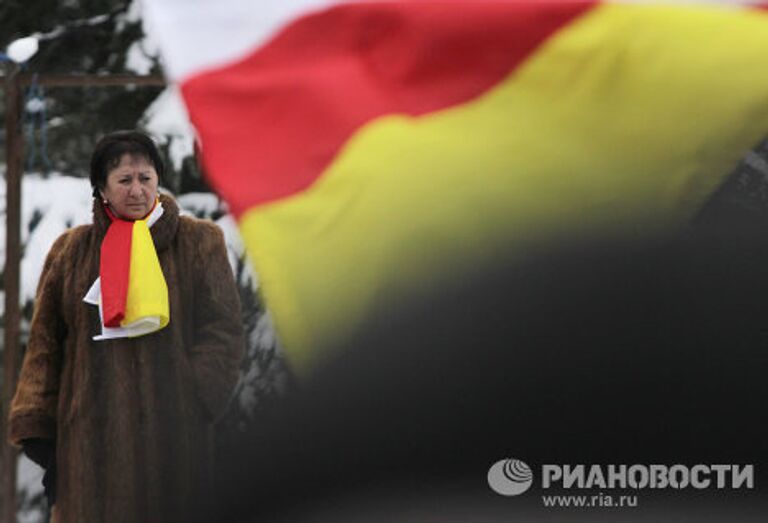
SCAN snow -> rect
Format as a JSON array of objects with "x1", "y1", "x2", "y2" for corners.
[
  {"x1": 217, "y1": 213, "x2": 250, "y2": 278},
  {"x1": 124, "y1": 0, "x2": 143, "y2": 24},
  {"x1": 6, "y1": 36, "x2": 39, "y2": 63},
  {"x1": 126, "y1": 40, "x2": 155, "y2": 75},
  {"x1": 142, "y1": 86, "x2": 196, "y2": 171},
  {"x1": 16, "y1": 456, "x2": 45, "y2": 523},
  {"x1": 124, "y1": 1, "x2": 162, "y2": 76},
  {"x1": 0, "y1": 172, "x2": 92, "y2": 305},
  {"x1": 19, "y1": 175, "x2": 93, "y2": 304},
  {"x1": 174, "y1": 192, "x2": 247, "y2": 276},
  {"x1": 176, "y1": 191, "x2": 221, "y2": 218},
  {"x1": 34, "y1": 11, "x2": 115, "y2": 44}
]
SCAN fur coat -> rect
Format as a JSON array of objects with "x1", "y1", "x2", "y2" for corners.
[{"x1": 9, "y1": 195, "x2": 245, "y2": 523}]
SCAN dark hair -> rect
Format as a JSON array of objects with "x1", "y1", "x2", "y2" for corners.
[{"x1": 89, "y1": 130, "x2": 165, "y2": 199}]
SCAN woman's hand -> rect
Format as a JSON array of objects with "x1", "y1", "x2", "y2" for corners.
[{"x1": 21, "y1": 438, "x2": 53, "y2": 468}]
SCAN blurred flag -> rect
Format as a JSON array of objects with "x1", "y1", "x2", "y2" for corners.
[{"x1": 142, "y1": 0, "x2": 768, "y2": 371}]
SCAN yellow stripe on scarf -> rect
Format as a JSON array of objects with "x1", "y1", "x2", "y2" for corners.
[{"x1": 123, "y1": 218, "x2": 169, "y2": 332}]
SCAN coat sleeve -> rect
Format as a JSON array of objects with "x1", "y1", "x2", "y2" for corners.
[
  {"x1": 8, "y1": 232, "x2": 70, "y2": 446},
  {"x1": 190, "y1": 223, "x2": 245, "y2": 422}
]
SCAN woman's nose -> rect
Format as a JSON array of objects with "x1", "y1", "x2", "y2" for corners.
[{"x1": 129, "y1": 181, "x2": 143, "y2": 197}]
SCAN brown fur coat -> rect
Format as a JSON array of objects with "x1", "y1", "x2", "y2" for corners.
[{"x1": 9, "y1": 195, "x2": 245, "y2": 523}]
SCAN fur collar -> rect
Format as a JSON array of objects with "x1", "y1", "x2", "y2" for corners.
[{"x1": 92, "y1": 193, "x2": 180, "y2": 252}]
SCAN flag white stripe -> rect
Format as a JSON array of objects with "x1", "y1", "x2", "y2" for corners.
[
  {"x1": 140, "y1": 0, "x2": 337, "y2": 82},
  {"x1": 141, "y1": 0, "x2": 759, "y2": 83}
]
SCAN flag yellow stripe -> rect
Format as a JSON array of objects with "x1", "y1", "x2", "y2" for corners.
[{"x1": 241, "y1": 3, "x2": 768, "y2": 370}]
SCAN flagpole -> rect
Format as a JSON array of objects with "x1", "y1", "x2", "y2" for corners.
[{"x1": 2, "y1": 59, "x2": 22, "y2": 523}]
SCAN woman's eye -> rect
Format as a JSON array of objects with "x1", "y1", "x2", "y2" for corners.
[{"x1": 120, "y1": 179, "x2": 131, "y2": 184}]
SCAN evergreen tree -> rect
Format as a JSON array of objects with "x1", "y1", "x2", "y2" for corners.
[{"x1": 1, "y1": 0, "x2": 163, "y2": 176}]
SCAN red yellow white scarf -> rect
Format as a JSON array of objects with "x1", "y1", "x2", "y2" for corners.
[{"x1": 84, "y1": 200, "x2": 169, "y2": 340}]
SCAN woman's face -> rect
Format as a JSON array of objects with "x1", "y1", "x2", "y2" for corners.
[{"x1": 100, "y1": 153, "x2": 159, "y2": 220}]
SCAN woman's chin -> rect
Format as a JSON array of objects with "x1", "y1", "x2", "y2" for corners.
[{"x1": 119, "y1": 207, "x2": 148, "y2": 220}]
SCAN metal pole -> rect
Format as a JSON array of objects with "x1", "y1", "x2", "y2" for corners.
[
  {"x1": 2, "y1": 62, "x2": 23, "y2": 523},
  {"x1": 18, "y1": 72, "x2": 166, "y2": 87}
]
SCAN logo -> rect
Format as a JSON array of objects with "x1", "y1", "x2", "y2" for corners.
[{"x1": 487, "y1": 458, "x2": 534, "y2": 496}]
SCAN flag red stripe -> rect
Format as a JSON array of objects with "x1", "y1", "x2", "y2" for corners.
[{"x1": 182, "y1": 1, "x2": 595, "y2": 216}]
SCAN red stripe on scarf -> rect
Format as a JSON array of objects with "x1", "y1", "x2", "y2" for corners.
[{"x1": 100, "y1": 205, "x2": 134, "y2": 327}]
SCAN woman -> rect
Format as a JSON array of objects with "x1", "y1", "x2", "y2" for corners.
[{"x1": 8, "y1": 130, "x2": 245, "y2": 522}]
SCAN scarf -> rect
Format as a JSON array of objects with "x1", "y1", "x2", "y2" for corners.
[{"x1": 84, "y1": 200, "x2": 169, "y2": 340}]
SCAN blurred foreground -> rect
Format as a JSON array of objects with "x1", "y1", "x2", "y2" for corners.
[{"x1": 205, "y1": 232, "x2": 768, "y2": 522}]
